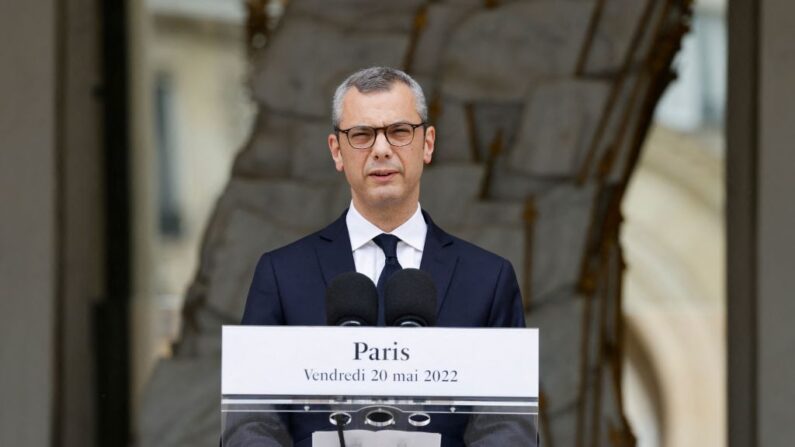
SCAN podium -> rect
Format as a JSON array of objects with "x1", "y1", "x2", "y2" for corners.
[{"x1": 221, "y1": 326, "x2": 539, "y2": 446}]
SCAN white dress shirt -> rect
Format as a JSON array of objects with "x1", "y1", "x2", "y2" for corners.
[{"x1": 346, "y1": 201, "x2": 427, "y2": 285}]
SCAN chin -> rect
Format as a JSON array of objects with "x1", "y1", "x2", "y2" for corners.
[
  {"x1": 363, "y1": 190, "x2": 406, "y2": 209},
  {"x1": 371, "y1": 195, "x2": 404, "y2": 208}
]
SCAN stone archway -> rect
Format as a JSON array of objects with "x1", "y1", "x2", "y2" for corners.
[{"x1": 139, "y1": 1, "x2": 692, "y2": 445}]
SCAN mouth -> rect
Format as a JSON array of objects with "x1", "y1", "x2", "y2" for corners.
[{"x1": 368, "y1": 169, "x2": 398, "y2": 180}]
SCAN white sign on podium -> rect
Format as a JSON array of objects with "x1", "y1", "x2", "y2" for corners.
[
  {"x1": 221, "y1": 326, "x2": 539, "y2": 447},
  {"x1": 222, "y1": 326, "x2": 538, "y2": 412}
]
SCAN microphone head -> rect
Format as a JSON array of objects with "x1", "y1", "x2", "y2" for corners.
[
  {"x1": 384, "y1": 268, "x2": 437, "y2": 327},
  {"x1": 325, "y1": 271, "x2": 378, "y2": 326}
]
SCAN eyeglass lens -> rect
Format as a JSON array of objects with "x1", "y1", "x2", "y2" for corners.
[{"x1": 348, "y1": 123, "x2": 417, "y2": 148}]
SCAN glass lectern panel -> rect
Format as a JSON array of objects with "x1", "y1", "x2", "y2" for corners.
[{"x1": 221, "y1": 395, "x2": 539, "y2": 446}]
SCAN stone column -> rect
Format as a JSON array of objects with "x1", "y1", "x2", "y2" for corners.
[
  {"x1": 728, "y1": 1, "x2": 795, "y2": 446},
  {"x1": 0, "y1": 2, "x2": 58, "y2": 446},
  {"x1": 0, "y1": 1, "x2": 106, "y2": 445}
]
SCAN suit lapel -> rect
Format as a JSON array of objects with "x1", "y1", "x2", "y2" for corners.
[
  {"x1": 314, "y1": 211, "x2": 356, "y2": 286},
  {"x1": 315, "y1": 209, "x2": 457, "y2": 315},
  {"x1": 419, "y1": 211, "x2": 458, "y2": 315}
]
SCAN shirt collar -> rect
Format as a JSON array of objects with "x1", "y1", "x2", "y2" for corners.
[{"x1": 346, "y1": 202, "x2": 427, "y2": 252}]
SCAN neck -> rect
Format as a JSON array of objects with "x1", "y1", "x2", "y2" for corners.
[{"x1": 352, "y1": 198, "x2": 418, "y2": 233}]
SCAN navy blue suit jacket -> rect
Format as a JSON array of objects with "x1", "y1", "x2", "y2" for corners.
[{"x1": 240, "y1": 210, "x2": 527, "y2": 447}]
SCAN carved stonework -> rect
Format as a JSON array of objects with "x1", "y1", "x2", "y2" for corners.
[{"x1": 139, "y1": 1, "x2": 692, "y2": 446}]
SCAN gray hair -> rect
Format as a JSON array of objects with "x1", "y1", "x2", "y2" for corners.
[{"x1": 331, "y1": 67, "x2": 428, "y2": 128}]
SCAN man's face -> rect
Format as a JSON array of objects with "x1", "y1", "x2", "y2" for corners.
[{"x1": 328, "y1": 83, "x2": 435, "y2": 214}]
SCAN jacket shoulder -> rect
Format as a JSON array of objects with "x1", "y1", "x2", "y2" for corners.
[
  {"x1": 260, "y1": 229, "x2": 323, "y2": 262},
  {"x1": 261, "y1": 211, "x2": 347, "y2": 261},
  {"x1": 450, "y1": 235, "x2": 506, "y2": 261}
]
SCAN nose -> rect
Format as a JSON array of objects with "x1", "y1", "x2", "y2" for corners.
[{"x1": 370, "y1": 129, "x2": 393, "y2": 159}]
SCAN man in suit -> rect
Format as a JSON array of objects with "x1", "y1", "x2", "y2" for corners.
[{"x1": 236, "y1": 67, "x2": 536, "y2": 446}]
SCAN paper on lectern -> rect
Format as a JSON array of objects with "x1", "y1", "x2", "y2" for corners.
[{"x1": 312, "y1": 429, "x2": 441, "y2": 447}]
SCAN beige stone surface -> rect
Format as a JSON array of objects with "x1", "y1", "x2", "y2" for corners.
[
  {"x1": 233, "y1": 113, "x2": 295, "y2": 178},
  {"x1": 509, "y1": 80, "x2": 611, "y2": 177},
  {"x1": 622, "y1": 125, "x2": 726, "y2": 447},
  {"x1": 419, "y1": 163, "x2": 484, "y2": 226},
  {"x1": 441, "y1": 1, "x2": 593, "y2": 100},
  {"x1": 526, "y1": 292, "x2": 585, "y2": 413},
  {"x1": 288, "y1": 0, "x2": 425, "y2": 32},
  {"x1": 584, "y1": 0, "x2": 652, "y2": 74},
  {"x1": 252, "y1": 16, "x2": 410, "y2": 117},
  {"x1": 410, "y1": 3, "x2": 480, "y2": 76},
  {"x1": 204, "y1": 209, "x2": 305, "y2": 319},
  {"x1": 289, "y1": 121, "x2": 340, "y2": 182},
  {"x1": 138, "y1": 356, "x2": 221, "y2": 447},
  {"x1": 530, "y1": 184, "x2": 597, "y2": 299},
  {"x1": 432, "y1": 98, "x2": 472, "y2": 162}
]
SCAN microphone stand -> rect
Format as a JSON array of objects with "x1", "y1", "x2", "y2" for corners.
[{"x1": 333, "y1": 413, "x2": 347, "y2": 447}]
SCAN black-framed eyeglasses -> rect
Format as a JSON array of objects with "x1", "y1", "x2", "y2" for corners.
[{"x1": 334, "y1": 122, "x2": 426, "y2": 149}]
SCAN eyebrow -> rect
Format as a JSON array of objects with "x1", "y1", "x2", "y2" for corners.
[{"x1": 347, "y1": 120, "x2": 417, "y2": 128}]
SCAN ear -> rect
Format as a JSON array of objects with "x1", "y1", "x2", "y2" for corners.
[
  {"x1": 422, "y1": 125, "x2": 436, "y2": 164},
  {"x1": 328, "y1": 133, "x2": 344, "y2": 172}
]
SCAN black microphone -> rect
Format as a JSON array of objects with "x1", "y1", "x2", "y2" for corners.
[
  {"x1": 384, "y1": 268, "x2": 437, "y2": 327},
  {"x1": 325, "y1": 271, "x2": 379, "y2": 326}
]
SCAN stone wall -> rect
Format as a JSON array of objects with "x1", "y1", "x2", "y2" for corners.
[
  {"x1": 139, "y1": 1, "x2": 691, "y2": 445},
  {"x1": 0, "y1": 1, "x2": 58, "y2": 445}
]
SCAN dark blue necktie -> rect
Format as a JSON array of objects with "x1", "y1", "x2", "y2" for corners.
[{"x1": 373, "y1": 234, "x2": 403, "y2": 325}]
